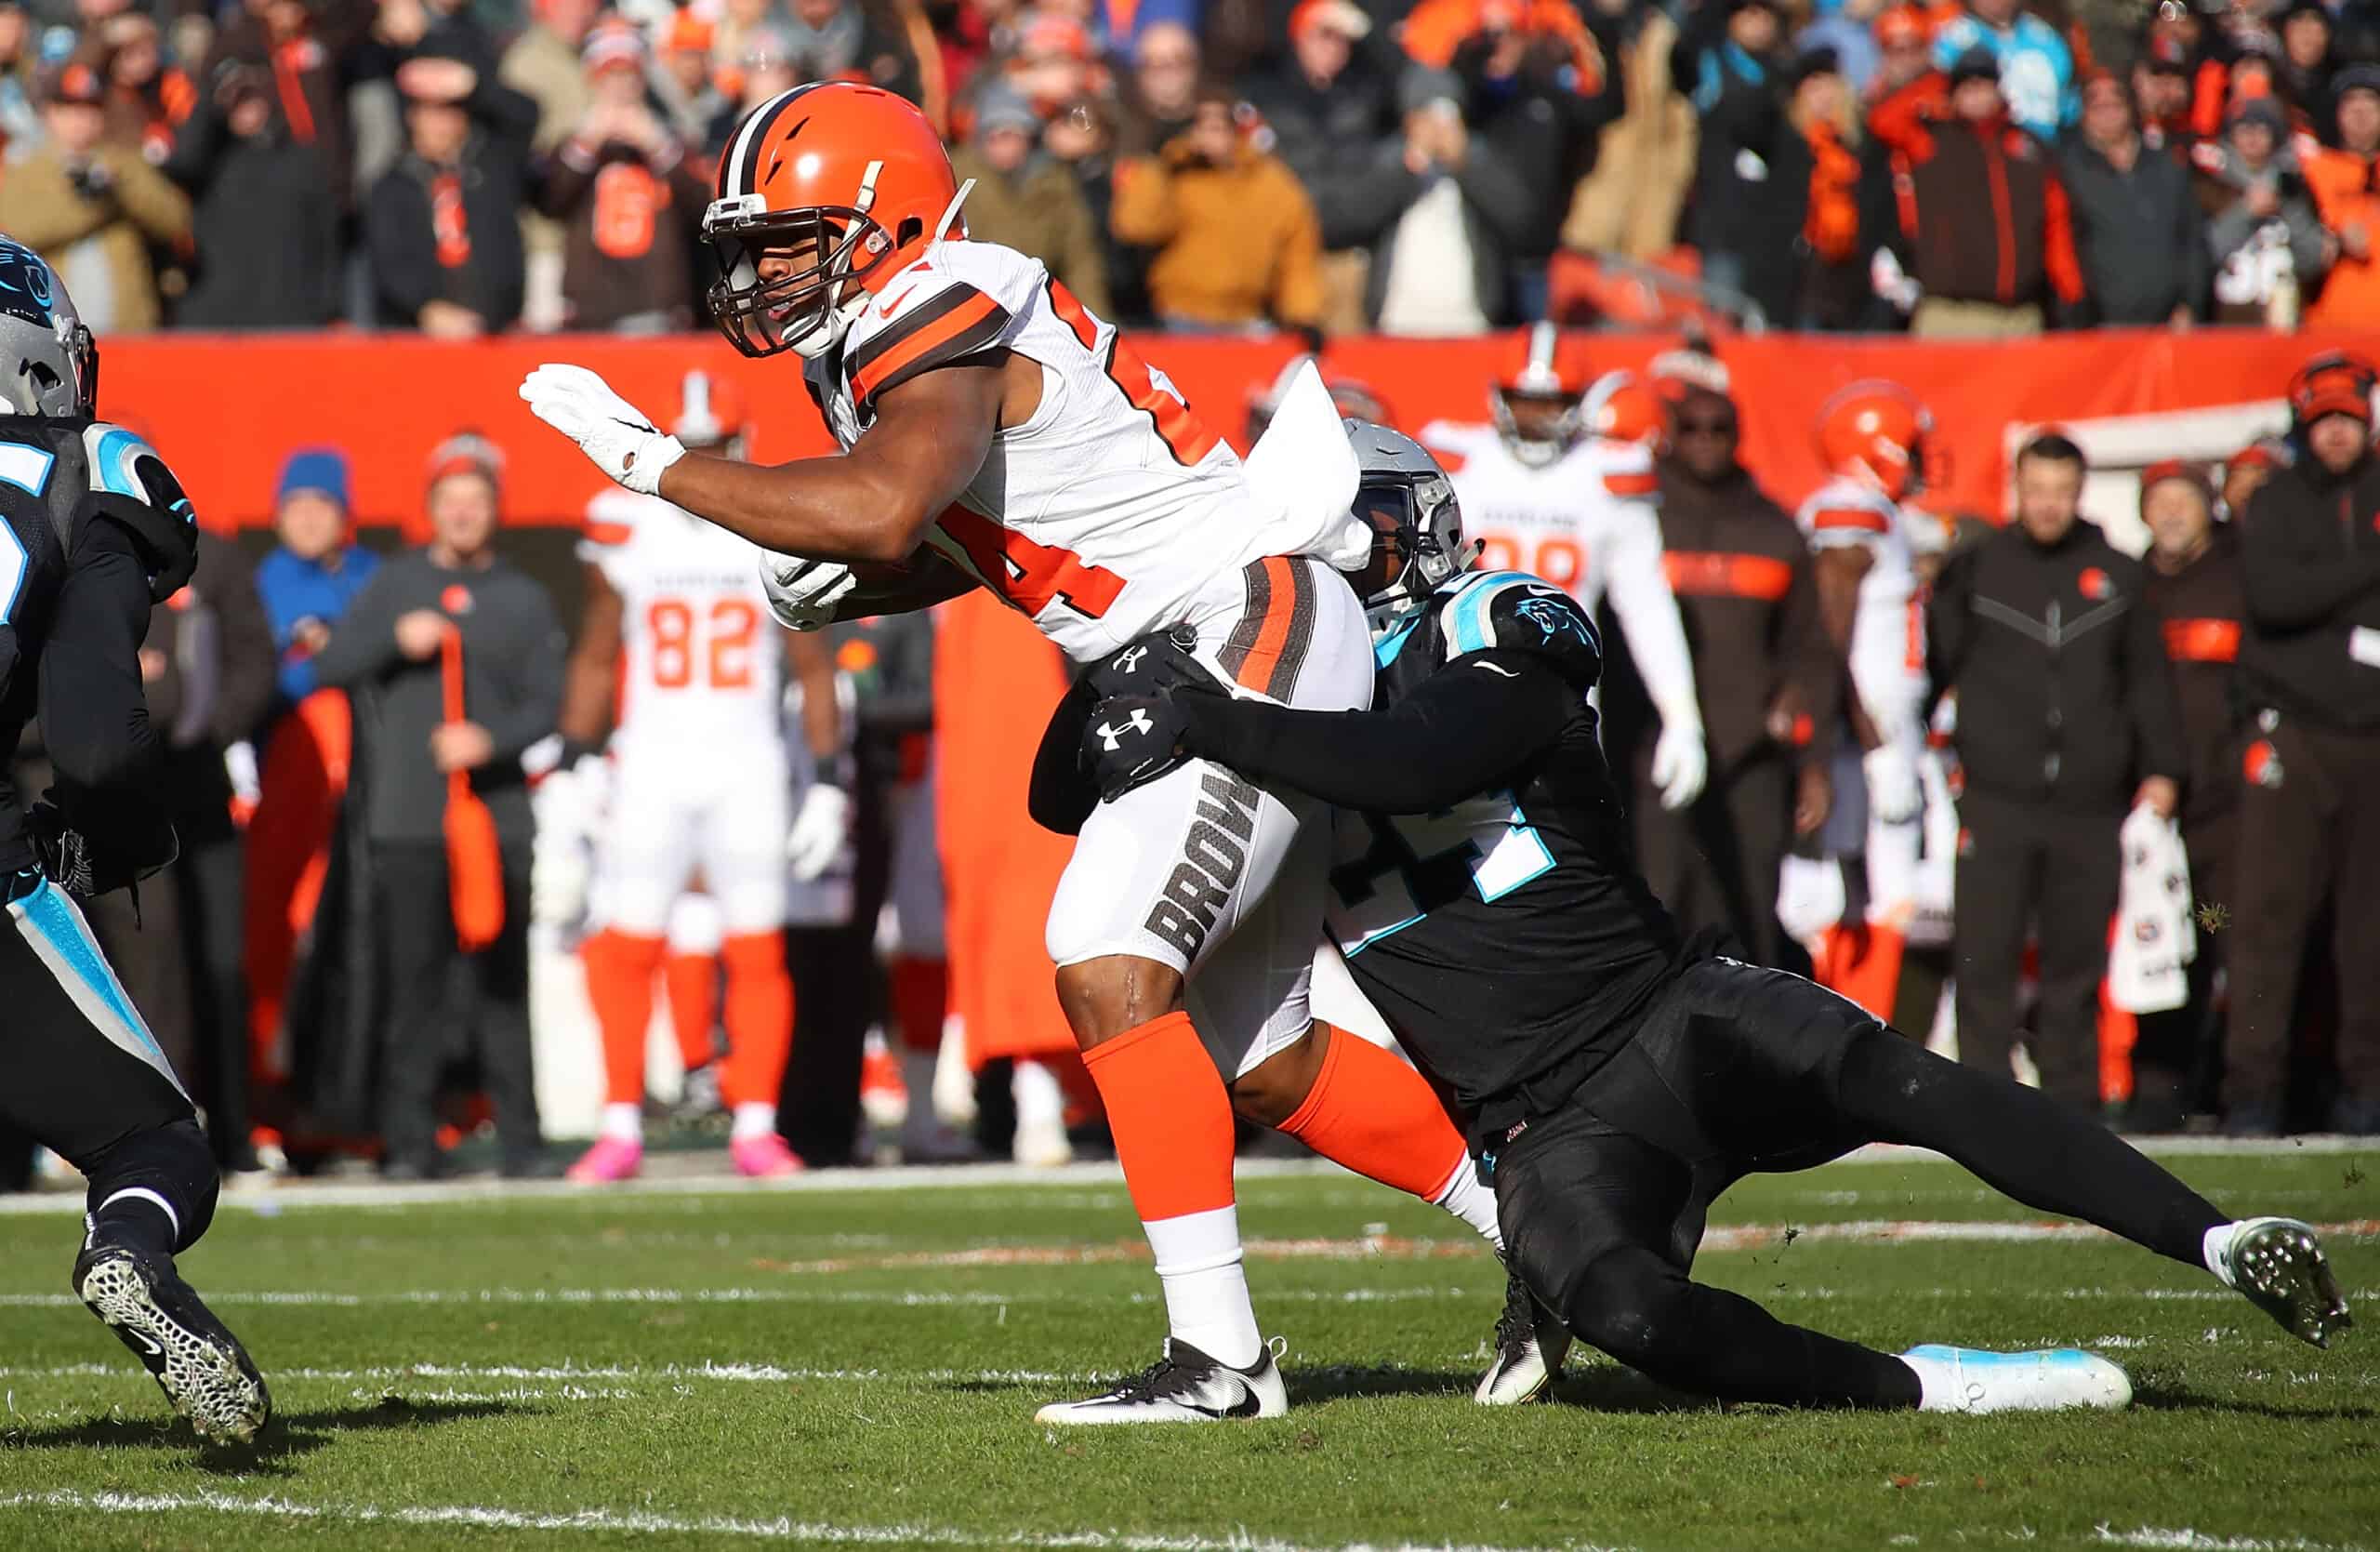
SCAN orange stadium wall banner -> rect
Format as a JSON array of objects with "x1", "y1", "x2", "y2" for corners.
[{"x1": 109, "y1": 328, "x2": 2380, "y2": 537}]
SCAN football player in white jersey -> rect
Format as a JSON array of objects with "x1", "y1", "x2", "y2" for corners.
[
  {"x1": 1795, "y1": 380, "x2": 1948, "y2": 1010},
  {"x1": 522, "y1": 82, "x2": 1509, "y2": 1423},
  {"x1": 541, "y1": 371, "x2": 847, "y2": 1183},
  {"x1": 1419, "y1": 327, "x2": 1709, "y2": 812}
]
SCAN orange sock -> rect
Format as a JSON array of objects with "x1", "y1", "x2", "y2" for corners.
[
  {"x1": 583, "y1": 929, "x2": 667, "y2": 1106},
  {"x1": 1080, "y1": 1009, "x2": 1236, "y2": 1223},
  {"x1": 1277, "y1": 1023, "x2": 1469, "y2": 1200},
  {"x1": 718, "y1": 931, "x2": 794, "y2": 1111},
  {"x1": 665, "y1": 951, "x2": 721, "y2": 1071},
  {"x1": 888, "y1": 954, "x2": 949, "y2": 1054}
]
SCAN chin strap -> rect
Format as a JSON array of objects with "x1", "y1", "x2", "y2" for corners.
[{"x1": 929, "y1": 181, "x2": 975, "y2": 253}]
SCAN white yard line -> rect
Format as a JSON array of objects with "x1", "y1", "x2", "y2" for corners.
[
  {"x1": 2094, "y1": 1528, "x2": 2369, "y2": 1552},
  {"x1": 0, "y1": 1487, "x2": 1608, "y2": 1552},
  {"x1": 0, "y1": 1360, "x2": 1090, "y2": 1386}
]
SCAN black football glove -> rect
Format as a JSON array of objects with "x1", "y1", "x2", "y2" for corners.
[
  {"x1": 76, "y1": 430, "x2": 201, "y2": 603},
  {"x1": 1082, "y1": 624, "x2": 1223, "y2": 703},
  {"x1": 27, "y1": 800, "x2": 178, "y2": 897},
  {"x1": 1081, "y1": 693, "x2": 1194, "y2": 803}
]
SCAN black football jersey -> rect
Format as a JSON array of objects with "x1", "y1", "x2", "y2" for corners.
[{"x1": 1327, "y1": 569, "x2": 1685, "y2": 1134}]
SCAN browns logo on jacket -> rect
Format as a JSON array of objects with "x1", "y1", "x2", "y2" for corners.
[{"x1": 1886, "y1": 106, "x2": 2086, "y2": 310}]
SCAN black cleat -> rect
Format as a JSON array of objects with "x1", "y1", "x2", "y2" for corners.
[
  {"x1": 73, "y1": 1243, "x2": 271, "y2": 1443},
  {"x1": 2214, "y1": 1217, "x2": 2354, "y2": 1348},
  {"x1": 1475, "y1": 1267, "x2": 1570, "y2": 1405}
]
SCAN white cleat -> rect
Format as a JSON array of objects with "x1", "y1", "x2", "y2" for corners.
[
  {"x1": 1476, "y1": 1268, "x2": 1570, "y2": 1405},
  {"x1": 1899, "y1": 1345, "x2": 2132, "y2": 1414},
  {"x1": 1034, "y1": 1338, "x2": 1288, "y2": 1425}
]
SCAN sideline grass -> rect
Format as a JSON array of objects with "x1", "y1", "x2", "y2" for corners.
[{"x1": 1, "y1": 1149, "x2": 2373, "y2": 1551}]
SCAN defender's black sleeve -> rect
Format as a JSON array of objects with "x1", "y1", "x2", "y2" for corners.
[
  {"x1": 1178, "y1": 650, "x2": 1576, "y2": 815},
  {"x1": 42, "y1": 522, "x2": 165, "y2": 796}
]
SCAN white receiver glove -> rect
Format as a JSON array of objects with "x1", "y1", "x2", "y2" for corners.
[
  {"x1": 519, "y1": 364, "x2": 686, "y2": 496},
  {"x1": 1651, "y1": 718, "x2": 1708, "y2": 811},
  {"x1": 1862, "y1": 741, "x2": 1924, "y2": 825},
  {"x1": 787, "y1": 782, "x2": 854, "y2": 882},
  {"x1": 531, "y1": 757, "x2": 608, "y2": 929},
  {"x1": 760, "y1": 550, "x2": 858, "y2": 631}
]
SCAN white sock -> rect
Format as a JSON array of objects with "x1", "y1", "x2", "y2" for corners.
[
  {"x1": 1143, "y1": 1204, "x2": 1263, "y2": 1368},
  {"x1": 2203, "y1": 1221, "x2": 2241, "y2": 1284},
  {"x1": 1430, "y1": 1155, "x2": 1502, "y2": 1253},
  {"x1": 1012, "y1": 1058, "x2": 1064, "y2": 1132},
  {"x1": 731, "y1": 1102, "x2": 777, "y2": 1142},
  {"x1": 601, "y1": 1103, "x2": 643, "y2": 1144}
]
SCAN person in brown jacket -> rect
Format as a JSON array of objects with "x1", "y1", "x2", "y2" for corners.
[
  {"x1": 1630, "y1": 383, "x2": 1838, "y2": 970},
  {"x1": 946, "y1": 84, "x2": 1113, "y2": 320},
  {"x1": 0, "y1": 57, "x2": 191, "y2": 334},
  {"x1": 2132, "y1": 460, "x2": 2245, "y2": 1134},
  {"x1": 1109, "y1": 83, "x2": 1323, "y2": 333},
  {"x1": 535, "y1": 22, "x2": 712, "y2": 333}
]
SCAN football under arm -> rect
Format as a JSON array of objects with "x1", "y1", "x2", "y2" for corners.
[
  {"x1": 656, "y1": 363, "x2": 1005, "y2": 564},
  {"x1": 1176, "y1": 652, "x2": 1577, "y2": 815}
]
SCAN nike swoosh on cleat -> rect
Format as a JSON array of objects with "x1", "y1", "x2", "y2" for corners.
[
  {"x1": 1182, "y1": 1389, "x2": 1263, "y2": 1420},
  {"x1": 124, "y1": 1329, "x2": 163, "y2": 1360}
]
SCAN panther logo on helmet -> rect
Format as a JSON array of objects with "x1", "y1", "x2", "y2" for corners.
[
  {"x1": 702, "y1": 83, "x2": 972, "y2": 361},
  {"x1": 0, "y1": 235, "x2": 97, "y2": 418}
]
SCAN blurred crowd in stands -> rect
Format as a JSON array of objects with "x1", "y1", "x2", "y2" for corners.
[{"x1": 10, "y1": 0, "x2": 2380, "y2": 338}]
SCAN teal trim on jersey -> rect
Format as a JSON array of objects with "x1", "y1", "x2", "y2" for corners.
[
  {"x1": 1448, "y1": 570, "x2": 1536, "y2": 655},
  {"x1": 89, "y1": 428, "x2": 153, "y2": 497},
  {"x1": 0, "y1": 442, "x2": 55, "y2": 497},
  {"x1": 20, "y1": 878, "x2": 167, "y2": 1068},
  {"x1": 0, "y1": 519, "x2": 25, "y2": 625},
  {"x1": 1373, "y1": 611, "x2": 1424, "y2": 669},
  {"x1": 1477, "y1": 793, "x2": 1555, "y2": 902}
]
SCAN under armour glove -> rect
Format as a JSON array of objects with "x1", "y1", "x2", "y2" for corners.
[
  {"x1": 27, "y1": 800, "x2": 177, "y2": 897},
  {"x1": 1082, "y1": 692, "x2": 1193, "y2": 802},
  {"x1": 1083, "y1": 624, "x2": 1219, "y2": 703},
  {"x1": 520, "y1": 364, "x2": 686, "y2": 496}
]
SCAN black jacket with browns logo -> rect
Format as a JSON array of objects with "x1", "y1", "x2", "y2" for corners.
[
  {"x1": 2237, "y1": 450, "x2": 2380, "y2": 731},
  {"x1": 2141, "y1": 523, "x2": 2247, "y2": 828},
  {"x1": 1926, "y1": 518, "x2": 2186, "y2": 813}
]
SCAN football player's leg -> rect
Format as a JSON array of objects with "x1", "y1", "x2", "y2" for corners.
[
  {"x1": 663, "y1": 892, "x2": 723, "y2": 1077},
  {"x1": 573, "y1": 767, "x2": 692, "y2": 1178},
  {"x1": 705, "y1": 775, "x2": 801, "y2": 1175},
  {"x1": 0, "y1": 877, "x2": 269, "y2": 1440},
  {"x1": 885, "y1": 774, "x2": 953, "y2": 1133}
]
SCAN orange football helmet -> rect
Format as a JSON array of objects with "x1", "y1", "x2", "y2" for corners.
[
  {"x1": 1817, "y1": 379, "x2": 1932, "y2": 500},
  {"x1": 703, "y1": 82, "x2": 968, "y2": 360},
  {"x1": 1580, "y1": 370, "x2": 1670, "y2": 453},
  {"x1": 1491, "y1": 323, "x2": 1593, "y2": 467},
  {"x1": 672, "y1": 369, "x2": 749, "y2": 456}
]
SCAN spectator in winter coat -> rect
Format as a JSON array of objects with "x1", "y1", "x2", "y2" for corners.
[
  {"x1": 1244, "y1": 0, "x2": 1422, "y2": 335},
  {"x1": 1564, "y1": 0, "x2": 1697, "y2": 260},
  {"x1": 200, "y1": 0, "x2": 377, "y2": 214},
  {"x1": 947, "y1": 85, "x2": 1113, "y2": 317},
  {"x1": 1109, "y1": 84, "x2": 1323, "y2": 332},
  {"x1": 2061, "y1": 71, "x2": 2205, "y2": 325},
  {"x1": 0, "y1": 57, "x2": 191, "y2": 333},
  {"x1": 654, "y1": 8, "x2": 727, "y2": 146},
  {"x1": 499, "y1": 0, "x2": 598, "y2": 153},
  {"x1": 1887, "y1": 49, "x2": 2083, "y2": 336},
  {"x1": 257, "y1": 449, "x2": 381, "y2": 711},
  {"x1": 99, "y1": 12, "x2": 193, "y2": 164},
  {"x1": 2304, "y1": 68, "x2": 2380, "y2": 326},
  {"x1": 1931, "y1": 0, "x2": 2072, "y2": 140},
  {"x1": 536, "y1": 22, "x2": 712, "y2": 332},
  {"x1": 1675, "y1": 0, "x2": 1794, "y2": 312},
  {"x1": 2274, "y1": 0, "x2": 2334, "y2": 139},
  {"x1": 1786, "y1": 47, "x2": 1871, "y2": 329},
  {"x1": 2197, "y1": 94, "x2": 2329, "y2": 326},
  {"x1": 364, "y1": 53, "x2": 538, "y2": 335},
  {"x1": 1368, "y1": 81, "x2": 1540, "y2": 332},
  {"x1": 1118, "y1": 19, "x2": 1200, "y2": 154},
  {"x1": 164, "y1": 51, "x2": 342, "y2": 327}
]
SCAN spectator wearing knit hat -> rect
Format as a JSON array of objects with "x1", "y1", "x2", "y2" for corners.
[
  {"x1": 364, "y1": 51, "x2": 538, "y2": 335},
  {"x1": 535, "y1": 21, "x2": 712, "y2": 333},
  {"x1": 947, "y1": 83, "x2": 1113, "y2": 318},
  {"x1": 258, "y1": 448, "x2": 381, "y2": 710},
  {"x1": 2197, "y1": 93, "x2": 2328, "y2": 327},
  {"x1": 2303, "y1": 66, "x2": 2380, "y2": 326},
  {"x1": 654, "y1": 8, "x2": 727, "y2": 146},
  {"x1": 1673, "y1": 0, "x2": 1796, "y2": 315},
  {"x1": 165, "y1": 39, "x2": 342, "y2": 327},
  {"x1": 2061, "y1": 70, "x2": 2205, "y2": 326}
]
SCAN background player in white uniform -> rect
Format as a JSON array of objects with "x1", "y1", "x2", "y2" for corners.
[
  {"x1": 522, "y1": 82, "x2": 1503, "y2": 1424},
  {"x1": 1797, "y1": 381, "x2": 1950, "y2": 1002},
  {"x1": 1420, "y1": 326, "x2": 1709, "y2": 811},
  {"x1": 539, "y1": 371, "x2": 847, "y2": 1183}
]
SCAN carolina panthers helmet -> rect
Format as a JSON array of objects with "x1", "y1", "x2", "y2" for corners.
[
  {"x1": 1347, "y1": 418, "x2": 1476, "y2": 634},
  {"x1": 0, "y1": 237, "x2": 98, "y2": 419}
]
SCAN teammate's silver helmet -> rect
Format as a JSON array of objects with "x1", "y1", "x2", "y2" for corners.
[
  {"x1": 1346, "y1": 418, "x2": 1477, "y2": 633},
  {"x1": 0, "y1": 237, "x2": 98, "y2": 419}
]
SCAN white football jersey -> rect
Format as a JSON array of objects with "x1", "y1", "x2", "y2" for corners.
[
  {"x1": 1795, "y1": 475, "x2": 1926, "y2": 733},
  {"x1": 806, "y1": 238, "x2": 1280, "y2": 661},
  {"x1": 584, "y1": 489, "x2": 784, "y2": 753},
  {"x1": 1418, "y1": 421, "x2": 1701, "y2": 723}
]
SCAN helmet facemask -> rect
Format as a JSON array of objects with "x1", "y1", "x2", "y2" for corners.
[
  {"x1": 1491, "y1": 386, "x2": 1582, "y2": 470},
  {"x1": 1355, "y1": 469, "x2": 1475, "y2": 638},
  {"x1": 706, "y1": 202, "x2": 888, "y2": 360}
]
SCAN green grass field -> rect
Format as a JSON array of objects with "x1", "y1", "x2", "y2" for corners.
[{"x1": 1, "y1": 1147, "x2": 2373, "y2": 1552}]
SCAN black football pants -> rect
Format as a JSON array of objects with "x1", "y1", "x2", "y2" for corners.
[
  {"x1": 2225, "y1": 716, "x2": 2380, "y2": 1113},
  {"x1": 1952, "y1": 789, "x2": 2121, "y2": 1110},
  {"x1": 1493, "y1": 958, "x2": 2225, "y2": 1408},
  {"x1": 0, "y1": 871, "x2": 218, "y2": 1250},
  {"x1": 1634, "y1": 746, "x2": 1796, "y2": 969}
]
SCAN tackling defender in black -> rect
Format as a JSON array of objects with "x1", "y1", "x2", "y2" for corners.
[
  {"x1": 0, "y1": 238, "x2": 269, "y2": 1442},
  {"x1": 1075, "y1": 421, "x2": 2348, "y2": 1414}
]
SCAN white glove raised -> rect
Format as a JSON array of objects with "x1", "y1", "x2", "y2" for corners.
[
  {"x1": 1651, "y1": 718, "x2": 1708, "y2": 811},
  {"x1": 787, "y1": 782, "x2": 853, "y2": 882},
  {"x1": 519, "y1": 364, "x2": 686, "y2": 496},
  {"x1": 1862, "y1": 741, "x2": 1924, "y2": 825},
  {"x1": 760, "y1": 550, "x2": 857, "y2": 631}
]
